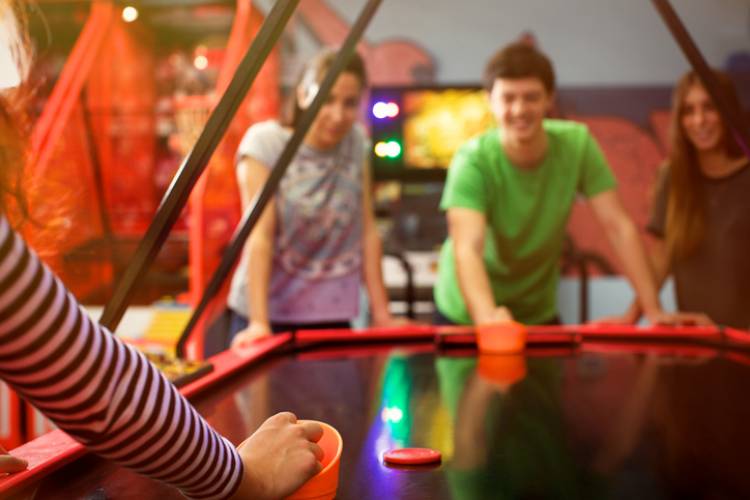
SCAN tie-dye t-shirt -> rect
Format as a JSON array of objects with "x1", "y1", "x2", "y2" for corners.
[{"x1": 227, "y1": 120, "x2": 365, "y2": 323}]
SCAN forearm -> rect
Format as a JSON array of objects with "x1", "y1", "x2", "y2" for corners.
[
  {"x1": 625, "y1": 239, "x2": 671, "y2": 320},
  {"x1": 606, "y1": 219, "x2": 662, "y2": 317},
  {"x1": 247, "y1": 236, "x2": 273, "y2": 325},
  {"x1": 237, "y1": 158, "x2": 274, "y2": 328},
  {"x1": 363, "y1": 227, "x2": 391, "y2": 323},
  {"x1": 0, "y1": 219, "x2": 242, "y2": 499},
  {"x1": 454, "y1": 244, "x2": 497, "y2": 324},
  {"x1": 649, "y1": 240, "x2": 671, "y2": 289}
]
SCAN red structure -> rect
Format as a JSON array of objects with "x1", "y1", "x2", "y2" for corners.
[
  {"x1": 12, "y1": 0, "x2": 282, "y2": 439},
  {"x1": 182, "y1": 1, "x2": 280, "y2": 357}
]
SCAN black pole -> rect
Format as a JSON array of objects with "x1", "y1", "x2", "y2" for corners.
[
  {"x1": 384, "y1": 251, "x2": 415, "y2": 320},
  {"x1": 176, "y1": 0, "x2": 385, "y2": 357},
  {"x1": 651, "y1": 0, "x2": 750, "y2": 159},
  {"x1": 578, "y1": 259, "x2": 589, "y2": 324},
  {"x1": 99, "y1": 0, "x2": 300, "y2": 330}
]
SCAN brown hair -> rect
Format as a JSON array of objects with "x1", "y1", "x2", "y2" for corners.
[
  {"x1": 482, "y1": 42, "x2": 555, "y2": 93},
  {"x1": 665, "y1": 69, "x2": 745, "y2": 260},
  {"x1": 281, "y1": 47, "x2": 367, "y2": 128}
]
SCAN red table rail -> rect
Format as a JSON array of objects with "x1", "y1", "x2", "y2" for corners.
[{"x1": 0, "y1": 334, "x2": 290, "y2": 496}]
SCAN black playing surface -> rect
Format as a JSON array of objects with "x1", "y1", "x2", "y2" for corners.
[{"x1": 28, "y1": 340, "x2": 750, "y2": 499}]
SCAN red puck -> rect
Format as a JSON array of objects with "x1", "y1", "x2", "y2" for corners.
[{"x1": 383, "y1": 448, "x2": 442, "y2": 465}]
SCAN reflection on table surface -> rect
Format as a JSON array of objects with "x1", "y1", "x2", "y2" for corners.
[{"x1": 32, "y1": 347, "x2": 750, "y2": 499}]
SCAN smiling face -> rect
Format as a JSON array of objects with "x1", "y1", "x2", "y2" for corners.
[
  {"x1": 489, "y1": 77, "x2": 553, "y2": 146},
  {"x1": 680, "y1": 83, "x2": 725, "y2": 154},
  {"x1": 301, "y1": 71, "x2": 363, "y2": 151}
]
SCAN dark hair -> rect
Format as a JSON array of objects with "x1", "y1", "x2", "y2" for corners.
[
  {"x1": 282, "y1": 48, "x2": 368, "y2": 127},
  {"x1": 665, "y1": 69, "x2": 745, "y2": 260},
  {"x1": 482, "y1": 42, "x2": 555, "y2": 93}
]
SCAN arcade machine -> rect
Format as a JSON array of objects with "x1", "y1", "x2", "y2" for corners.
[{"x1": 369, "y1": 86, "x2": 495, "y2": 320}]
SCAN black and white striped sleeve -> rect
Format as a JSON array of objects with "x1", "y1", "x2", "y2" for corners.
[{"x1": 0, "y1": 216, "x2": 243, "y2": 499}]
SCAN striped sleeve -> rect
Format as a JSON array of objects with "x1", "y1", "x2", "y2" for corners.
[{"x1": 0, "y1": 216, "x2": 243, "y2": 499}]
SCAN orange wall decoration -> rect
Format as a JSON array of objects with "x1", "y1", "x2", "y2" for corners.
[{"x1": 295, "y1": 0, "x2": 436, "y2": 85}]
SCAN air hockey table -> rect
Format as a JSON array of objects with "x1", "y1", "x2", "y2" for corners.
[{"x1": 3, "y1": 323, "x2": 750, "y2": 499}]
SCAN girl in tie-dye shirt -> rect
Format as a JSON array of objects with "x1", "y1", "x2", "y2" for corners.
[{"x1": 227, "y1": 49, "x2": 403, "y2": 346}]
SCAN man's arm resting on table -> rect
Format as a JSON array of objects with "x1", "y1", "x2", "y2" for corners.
[
  {"x1": 619, "y1": 236, "x2": 672, "y2": 322},
  {"x1": 447, "y1": 207, "x2": 512, "y2": 324},
  {"x1": 587, "y1": 189, "x2": 666, "y2": 323}
]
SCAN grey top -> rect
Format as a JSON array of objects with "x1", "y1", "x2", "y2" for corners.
[
  {"x1": 227, "y1": 120, "x2": 366, "y2": 324},
  {"x1": 647, "y1": 161, "x2": 750, "y2": 329}
]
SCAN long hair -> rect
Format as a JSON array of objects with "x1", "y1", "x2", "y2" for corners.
[
  {"x1": 281, "y1": 47, "x2": 367, "y2": 128},
  {"x1": 0, "y1": 0, "x2": 31, "y2": 218},
  {"x1": 665, "y1": 69, "x2": 745, "y2": 260}
]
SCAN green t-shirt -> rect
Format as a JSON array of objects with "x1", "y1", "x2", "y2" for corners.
[{"x1": 435, "y1": 119, "x2": 616, "y2": 325}]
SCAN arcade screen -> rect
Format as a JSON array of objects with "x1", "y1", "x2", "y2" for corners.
[{"x1": 369, "y1": 87, "x2": 494, "y2": 179}]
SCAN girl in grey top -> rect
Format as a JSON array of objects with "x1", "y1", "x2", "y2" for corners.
[
  {"x1": 615, "y1": 69, "x2": 750, "y2": 329},
  {"x1": 227, "y1": 49, "x2": 402, "y2": 346},
  {"x1": 645, "y1": 70, "x2": 750, "y2": 329}
]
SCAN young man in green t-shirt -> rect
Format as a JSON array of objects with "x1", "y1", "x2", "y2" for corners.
[{"x1": 435, "y1": 42, "x2": 673, "y2": 326}]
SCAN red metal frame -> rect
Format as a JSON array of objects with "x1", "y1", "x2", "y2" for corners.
[
  {"x1": 185, "y1": 0, "x2": 254, "y2": 306},
  {"x1": 186, "y1": 0, "x2": 281, "y2": 305},
  {"x1": 28, "y1": 2, "x2": 115, "y2": 179},
  {"x1": 294, "y1": 325, "x2": 436, "y2": 344},
  {"x1": 0, "y1": 382, "x2": 24, "y2": 451},
  {"x1": 184, "y1": 0, "x2": 281, "y2": 357}
]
